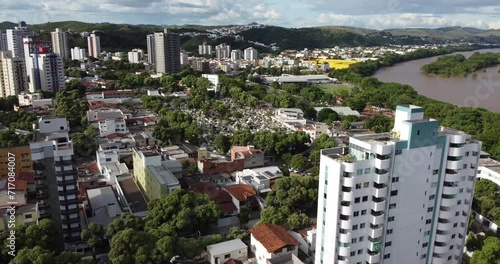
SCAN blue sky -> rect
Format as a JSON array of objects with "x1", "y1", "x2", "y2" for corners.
[{"x1": 0, "y1": 0, "x2": 499, "y2": 29}]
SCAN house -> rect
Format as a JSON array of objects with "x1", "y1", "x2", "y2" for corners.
[
  {"x1": 0, "y1": 178, "x2": 27, "y2": 206},
  {"x1": 133, "y1": 131, "x2": 159, "y2": 147},
  {"x1": 235, "y1": 167, "x2": 283, "y2": 193},
  {"x1": 86, "y1": 186, "x2": 124, "y2": 228},
  {"x1": 223, "y1": 184, "x2": 257, "y2": 213},
  {"x1": 190, "y1": 181, "x2": 237, "y2": 216},
  {"x1": 198, "y1": 158, "x2": 245, "y2": 175},
  {"x1": 98, "y1": 118, "x2": 129, "y2": 137},
  {"x1": 0, "y1": 204, "x2": 38, "y2": 231},
  {"x1": 267, "y1": 252, "x2": 303, "y2": 264},
  {"x1": 206, "y1": 239, "x2": 247, "y2": 264},
  {"x1": 231, "y1": 146, "x2": 265, "y2": 169},
  {"x1": 250, "y1": 224, "x2": 300, "y2": 264},
  {"x1": 272, "y1": 108, "x2": 307, "y2": 131},
  {"x1": 289, "y1": 227, "x2": 316, "y2": 258},
  {"x1": 298, "y1": 123, "x2": 329, "y2": 140}
]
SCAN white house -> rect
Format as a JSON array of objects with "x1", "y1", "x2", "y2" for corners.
[
  {"x1": 201, "y1": 74, "x2": 220, "y2": 93},
  {"x1": 206, "y1": 239, "x2": 248, "y2": 264},
  {"x1": 98, "y1": 118, "x2": 129, "y2": 137},
  {"x1": 250, "y1": 223, "x2": 300, "y2": 264}
]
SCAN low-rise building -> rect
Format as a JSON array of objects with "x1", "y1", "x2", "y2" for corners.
[
  {"x1": 207, "y1": 239, "x2": 248, "y2": 264},
  {"x1": 86, "y1": 108, "x2": 125, "y2": 123},
  {"x1": 250, "y1": 224, "x2": 300, "y2": 264},
  {"x1": 98, "y1": 118, "x2": 129, "y2": 137},
  {"x1": 235, "y1": 166, "x2": 283, "y2": 193},
  {"x1": 190, "y1": 181, "x2": 237, "y2": 216},
  {"x1": 0, "y1": 145, "x2": 32, "y2": 175},
  {"x1": 299, "y1": 123, "x2": 329, "y2": 140},
  {"x1": 231, "y1": 146, "x2": 264, "y2": 169},
  {"x1": 86, "y1": 186, "x2": 124, "y2": 228},
  {"x1": 133, "y1": 131, "x2": 160, "y2": 147},
  {"x1": 0, "y1": 178, "x2": 27, "y2": 206},
  {"x1": 478, "y1": 157, "x2": 500, "y2": 186},
  {"x1": 273, "y1": 108, "x2": 307, "y2": 130},
  {"x1": 224, "y1": 184, "x2": 257, "y2": 213},
  {"x1": 116, "y1": 176, "x2": 149, "y2": 217},
  {"x1": 198, "y1": 158, "x2": 245, "y2": 175},
  {"x1": 201, "y1": 74, "x2": 220, "y2": 93},
  {"x1": 0, "y1": 204, "x2": 38, "y2": 231},
  {"x1": 96, "y1": 150, "x2": 130, "y2": 184},
  {"x1": 313, "y1": 106, "x2": 360, "y2": 117}
]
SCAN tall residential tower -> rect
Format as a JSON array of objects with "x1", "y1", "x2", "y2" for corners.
[
  {"x1": 154, "y1": 29, "x2": 181, "y2": 74},
  {"x1": 0, "y1": 51, "x2": 28, "y2": 97},
  {"x1": 6, "y1": 22, "x2": 31, "y2": 58},
  {"x1": 146, "y1": 34, "x2": 156, "y2": 65},
  {"x1": 87, "y1": 33, "x2": 101, "y2": 58},
  {"x1": 51, "y1": 28, "x2": 69, "y2": 59},
  {"x1": 316, "y1": 105, "x2": 481, "y2": 264}
]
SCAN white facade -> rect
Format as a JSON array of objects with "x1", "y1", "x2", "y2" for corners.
[
  {"x1": 216, "y1": 43, "x2": 231, "y2": 59},
  {"x1": 51, "y1": 28, "x2": 69, "y2": 59},
  {"x1": 315, "y1": 105, "x2": 481, "y2": 264},
  {"x1": 98, "y1": 118, "x2": 129, "y2": 136},
  {"x1": 250, "y1": 229, "x2": 299, "y2": 264},
  {"x1": 154, "y1": 29, "x2": 181, "y2": 74},
  {"x1": 18, "y1": 92, "x2": 42, "y2": 106},
  {"x1": 25, "y1": 50, "x2": 65, "y2": 93},
  {"x1": 199, "y1": 42, "x2": 212, "y2": 55},
  {"x1": 0, "y1": 50, "x2": 28, "y2": 97},
  {"x1": 128, "y1": 49, "x2": 143, "y2": 63},
  {"x1": 244, "y1": 47, "x2": 258, "y2": 62},
  {"x1": 201, "y1": 74, "x2": 220, "y2": 93},
  {"x1": 180, "y1": 50, "x2": 189, "y2": 66},
  {"x1": 96, "y1": 150, "x2": 129, "y2": 184},
  {"x1": 231, "y1": 49, "x2": 242, "y2": 62},
  {"x1": 71, "y1": 47, "x2": 86, "y2": 61},
  {"x1": 146, "y1": 34, "x2": 156, "y2": 65},
  {"x1": 477, "y1": 158, "x2": 500, "y2": 186},
  {"x1": 6, "y1": 24, "x2": 31, "y2": 58},
  {"x1": 207, "y1": 239, "x2": 248, "y2": 264},
  {"x1": 87, "y1": 33, "x2": 101, "y2": 58},
  {"x1": 86, "y1": 108, "x2": 124, "y2": 123}
]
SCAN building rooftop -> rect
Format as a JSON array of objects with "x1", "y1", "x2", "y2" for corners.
[
  {"x1": 479, "y1": 158, "x2": 500, "y2": 174},
  {"x1": 267, "y1": 252, "x2": 303, "y2": 264},
  {"x1": 224, "y1": 184, "x2": 256, "y2": 202},
  {"x1": 86, "y1": 186, "x2": 124, "y2": 227},
  {"x1": 250, "y1": 223, "x2": 300, "y2": 253},
  {"x1": 117, "y1": 177, "x2": 148, "y2": 214},
  {"x1": 206, "y1": 239, "x2": 247, "y2": 256},
  {"x1": 146, "y1": 164, "x2": 180, "y2": 186}
]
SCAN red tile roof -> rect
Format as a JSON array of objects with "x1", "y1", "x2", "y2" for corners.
[
  {"x1": 190, "y1": 182, "x2": 237, "y2": 214},
  {"x1": 224, "y1": 184, "x2": 256, "y2": 202},
  {"x1": 250, "y1": 224, "x2": 300, "y2": 253}
]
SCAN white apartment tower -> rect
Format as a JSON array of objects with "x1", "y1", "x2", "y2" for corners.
[
  {"x1": 198, "y1": 42, "x2": 212, "y2": 55},
  {"x1": 244, "y1": 47, "x2": 258, "y2": 62},
  {"x1": 154, "y1": 29, "x2": 181, "y2": 74},
  {"x1": 146, "y1": 34, "x2": 156, "y2": 65},
  {"x1": 316, "y1": 105, "x2": 481, "y2": 264},
  {"x1": 51, "y1": 28, "x2": 69, "y2": 59},
  {"x1": 0, "y1": 51, "x2": 28, "y2": 97},
  {"x1": 71, "y1": 47, "x2": 86, "y2": 61},
  {"x1": 24, "y1": 38, "x2": 65, "y2": 93},
  {"x1": 30, "y1": 117, "x2": 82, "y2": 250},
  {"x1": 180, "y1": 50, "x2": 189, "y2": 66},
  {"x1": 6, "y1": 22, "x2": 31, "y2": 58},
  {"x1": 128, "y1": 49, "x2": 144, "y2": 63},
  {"x1": 231, "y1": 49, "x2": 243, "y2": 62},
  {"x1": 87, "y1": 33, "x2": 101, "y2": 58},
  {"x1": 215, "y1": 43, "x2": 231, "y2": 59}
]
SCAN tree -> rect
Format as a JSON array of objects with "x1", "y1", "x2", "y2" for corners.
[
  {"x1": 471, "y1": 236, "x2": 500, "y2": 264},
  {"x1": 260, "y1": 206, "x2": 290, "y2": 225},
  {"x1": 226, "y1": 227, "x2": 250, "y2": 241},
  {"x1": 288, "y1": 213, "x2": 310, "y2": 229},
  {"x1": 466, "y1": 232, "x2": 483, "y2": 252},
  {"x1": 213, "y1": 134, "x2": 231, "y2": 154},
  {"x1": 54, "y1": 90, "x2": 88, "y2": 127},
  {"x1": 81, "y1": 223, "x2": 106, "y2": 262},
  {"x1": 317, "y1": 108, "x2": 339, "y2": 123},
  {"x1": 72, "y1": 126, "x2": 98, "y2": 157},
  {"x1": 145, "y1": 190, "x2": 220, "y2": 235},
  {"x1": 109, "y1": 228, "x2": 156, "y2": 264},
  {"x1": 365, "y1": 114, "x2": 393, "y2": 133},
  {"x1": 266, "y1": 176, "x2": 319, "y2": 214},
  {"x1": 290, "y1": 154, "x2": 310, "y2": 171}
]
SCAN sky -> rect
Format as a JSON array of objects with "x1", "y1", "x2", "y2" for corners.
[{"x1": 0, "y1": 0, "x2": 500, "y2": 29}]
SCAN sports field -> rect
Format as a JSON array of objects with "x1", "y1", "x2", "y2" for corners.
[
  {"x1": 308, "y1": 59, "x2": 357, "y2": 69},
  {"x1": 319, "y1": 83, "x2": 352, "y2": 94}
]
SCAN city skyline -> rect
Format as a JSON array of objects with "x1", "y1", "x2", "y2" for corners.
[{"x1": 0, "y1": 0, "x2": 500, "y2": 30}]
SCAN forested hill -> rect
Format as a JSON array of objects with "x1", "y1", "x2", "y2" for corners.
[{"x1": 2, "y1": 21, "x2": 500, "y2": 52}]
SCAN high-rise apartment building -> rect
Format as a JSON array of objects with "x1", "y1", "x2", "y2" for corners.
[
  {"x1": 71, "y1": 47, "x2": 86, "y2": 61},
  {"x1": 0, "y1": 30, "x2": 7, "y2": 51},
  {"x1": 198, "y1": 42, "x2": 212, "y2": 55},
  {"x1": 30, "y1": 117, "x2": 82, "y2": 249},
  {"x1": 231, "y1": 49, "x2": 242, "y2": 62},
  {"x1": 146, "y1": 34, "x2": 156, "y2": 65},
  {"x1": 51, "y1": 28, "x2": 69, "y2": 59},
  {"x1": 24, "y1": 38, "x2": 65, "y2": 93},
  {"x1": 215, "y1": 43, "x2": 231, "y2": 59},
  {"x1": 316, "y1": 105, "x2": 481, "y2": 264},
  {"x1": 128, "y1": 49, "x2": 144, "y2": 63},
  {"x1": 180, "y1": 50, "x2": 189, "y2": 66},
  {"x1": 87, "y1": 33, "x2": 101, "y2": 58},
  {"x1": 6, "y1": 22, "x2": 31, "y2": 58},
  {"x1": 244, "y1": 47, "x2": 258, "y2": 62},
  {"x1": 0, "y1": 51, "x2": 28, "y2": 97},
  {"x1": 0, "y1": 145, "x2": 32, "y2": 175},
  {"x1": 154, "y1": 29, "x2": 181, "y2": 74}
]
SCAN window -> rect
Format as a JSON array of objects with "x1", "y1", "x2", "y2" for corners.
[
  {"x1": 350, "y1": 251, "x2": 356, "y2": 257},
  {"x1": 385, "y1": 241, "x2": 392, "y2": 247},
  {"x1": 422, "y1": 242, "x2": 428, "y2": 248},
  {"x1": 392, "y1": 177, "x2": 399, "y2": 183},
  {"x1": 324, "y1": 193, "x2": 327, "y2": 199},
  {"x1": 391, "y1": 190, "x2": 398, "y2": 196},
  {"x1": 363, "y1": 182, "x2": 369, "y2": 188},
  {"x1": 421, "y1": 254, "x2": 427, "y2": 259},
  {"x1": 426, "y1": 219, "x2": 431, "y2": 224},
  {"x1": 389, "y1": 203, "x2": 396, "y2": 209},
  {"x1": 448, "y1": 256, "x2": 452, "y2": 261},
  {"x1": 351, "y1": 238, "x2": 357, "y2": 244},
  {"x1": 224, "y1": 254, "x2": 230, "y2": 259},
  {"x1": 365, "y1": 168, "x2": 371, "y2": 174},
  {"x1": 417, "y1": 130, "x2": 420, "y2": 135},
  {"x1": 433, "y1": 169, "x2": 439, "y2": 175},
  {"x1": 424, "y1": 231, "x2": 430, "y2": 236},
  {"x1": 453, "y1": 223, "x2": 458, "y2": 228},
  {"x1": 449, "y1": 245, "x2": 454, "y2": 250},
  {"x1": 388, "y1": 216, "x2": 395, "y2": 222},
  {"x1": 354, "y1": 211, "x2": 359, "y2": 217},
  {"x1": 60, "y1": 126, "x2": 64, "y2": 130},
  {"x1": 355, "y1": 197, "x2": 361, "y2": 203},
  {"x1": 362, "y1": 196, "x2": 368, "y2": 202},
  {"x1": 356, "y1": 183, "x2": 362, "y2": 189},
  {"x1": 359, "y1": 236, "x2": 364, "y2": 242},
  {"x1": 463, "y1": 164, "x2": 468, "y2": 169},
  {"x1": 395, "y1": 149, "x2": 402, "y2": 155},
  {"x1": 461, "y1": 176, "x2": 466, "y2": 181},
  {"x1": 384, "y1": 254, "x2": 391, "y2": 259},
  {"x1": 361, "y1": 210, "x2": 367, "y2": 215},
  {"x1": 387, "y1": 229, "x2": 393, "y2": 234},
  {"x1": 431, "y1": 182, "x2": 438, "y2": 188},
  {"x1": 459, "y1": 188, "x2": 463, "y2": 193},
  {"x1": 452, "y1": 234, "x2": 456, "y2": 239},
  {"x1": 25, "y1": 214, "x2": 32, "y2": 219},
  {"x1": 465, "y1": 151, "x2": 470, "y2": 156},
  {"x1": 457, "y1": 200, "x2": 462, "y2": 205},
  {"x1": 353, "y1": 225, "x2": 358, "y2": 230},
  {"x1": 357, "y1": 169, "x2": 363, "y2": 175},
  {"x1": 429, "y1": 195, "x2": 435, "y2": 200},
  {"x1": 357, "y1": 249, "x2": 363, "y2": 254},
  {"x1": 427, "y1": 207, "x2": 433, "y2": 212},
  {"x1": 360, "y1": 223, "x2": 365, "y2": 229}
]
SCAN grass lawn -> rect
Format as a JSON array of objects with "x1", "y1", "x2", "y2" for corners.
[{"x1": 318, "y1": 83, "x2": 352, "y2": 94}]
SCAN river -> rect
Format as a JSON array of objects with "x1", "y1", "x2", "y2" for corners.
[{"x1": 373, "y1": 48, "x2": 500, "y2": 112}]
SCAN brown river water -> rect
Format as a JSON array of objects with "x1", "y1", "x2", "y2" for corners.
[{"x1": 373, "y1": 48, "x2": 500, "y2": 112}]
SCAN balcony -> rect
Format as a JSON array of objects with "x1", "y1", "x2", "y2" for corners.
[
  {"x1": 61, "y1": 207, "x2": 79, "y2": 214},
  {"x1": 370, "y1": 211, "x2": 385, "y2": 225},
  {"x1": 375, "y1": 158, "x2": 391, "y2": 170},
  {"x1": 61, "y1": 216, "x2": 80, "y2": 225},
  {"x1": 368, "y1": 236, "x2": 383, "y2": 252},
  {"x1": 35, "y1": 184, "x2": 48, "y2": 191},
  {"x1": 338, "y1": 246, "x2": 350, "y2": 257},
  {"x1": 339, "y1": 232, "x2": 351, "y2": 243},
  {"x1": 446, "y1": 160, "x2": 462, "y2": 170},
  {"x1": 342, "y1": 191, "x2": 353, "y2": 201},
  {"x1": 372, "y1": 184, "x2": 387, "y2": 198},
  {"x1": 59, "y1": 198, "x2": 78, "y2": 205},
  {"x1": 366, "y1": 250, "x2": 381, "y2": 263},
  {"x1": 434, "y1": 242, "x2": 448, "y2": 254},
  {"x1": 439, "y1": 209, "x2": 455, "y2": 219},
  {"x1": 435, "y1": 232, "x2": 448, "y2": 243},
  {"x1": 58, "y1": 189, "x2": 77, "y2": 195},
  {"x1": 375, "y1": 168, "x2": 388, "y2": 175},
  {"x1": 340, "y1": 201, "x2": 352, "y2": 215},
  {"x1": 34, "y1": 173, "x2": 47, "y2": 181},
  {"x1": 39, "y1": 211, "x2": 51, "y2": 219},
  {"x1": 443, "y1": 186, "x2": 458, "y2": 196},
  {"x1": 55, "y1": 159, "x2": 73, "y2": 166},
  {"x1": 374, "y1": 173, "x2": 389, "y2": 184},
  {"x1": 437, "y1": 220, "x2": 454, "y2": 231},
  {"x1": 370, "y1": 224, "x2": 384, "y2": 238},
  {"x1": 448, "y1": 147, "x2": 463, "y2": 157},
  {"x1": 371, "y1": 199, "x2": 386, "y2": 212},
  {"x1": 441, "y1": 197, "x2": 457, "y2": 207},
  {"x1": 343, "y1": 177, "x2": 355, "y2": 188},
  {"x1": 38, "y1": 202, "x2": 50, "y2": 210}
]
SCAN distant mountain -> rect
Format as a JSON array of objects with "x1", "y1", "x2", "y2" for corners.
[{"x1": 1, "y1": 21, "x2": 499, "y2": 52}]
